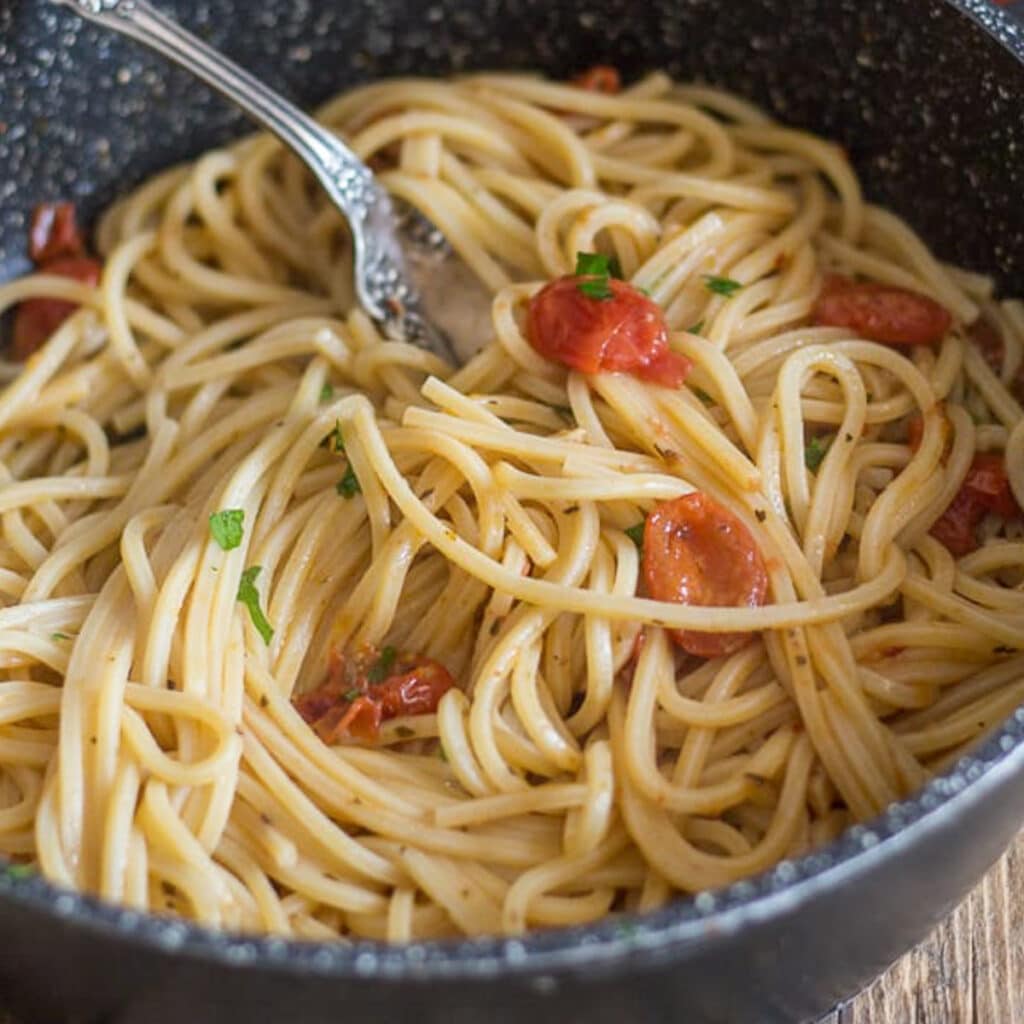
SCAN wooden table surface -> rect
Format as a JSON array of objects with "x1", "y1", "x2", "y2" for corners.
[{"x1": 821, "y1": 830, "x2": 1024, "y2": 1023}]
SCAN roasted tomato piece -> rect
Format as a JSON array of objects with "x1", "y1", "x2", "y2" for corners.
[
  {"x1": 11, "y1": 256, "x2": 102, "y2": 360},
  {"x1": 294, "y1": 644, "x2": 455, "y2": 744},
  {"x1": 527, "y1": 276, "x2": 691, "y2": 387},
  {"x1": 813, "y1": 274, "x2": 951, "y2": 347},
  {"x1": 641, "y1": 492, "x2": 769, "y2": 658},
  {"x1": 28, "y1": 202, "x2": 86, "y2": 263},
  {"x1": 571, "y1": 65, "x2": 621, "y2": 94},
  {"x1": 930, "y1": 453, "x2": 1021, "y2": 556}
]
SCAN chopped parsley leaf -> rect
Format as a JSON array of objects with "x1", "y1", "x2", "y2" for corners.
[
  {"x1": 343, "y1": 688, "x2": 362, "y2": 703},
  {"x1": 328, "y1": 421, "x2": 346, "y2": 454},
  {"x1": 703, "y1": 274, "x2": 743, "y2": 298},
  {"x1": 236, "y1": 566, "x2": 274, "y2": 644},
  {"x1": 209, "y1": 508, "x2": 245, "y2": 551},
  {"x1": 337, "y1": 464, "x2": 361, "y2": 498},
  {"x1": 687, "y1": 320, "x2": 705, "y2": 335},
  {"x1": 50, "y1": 632, "x2": 70, "y2": 642},
  {"x1": 577, "y1": 276, "x2": 614, "y2": 301},
  {"x1": 804, "y1": 434, "x2": 834, "y2": 472},
  {"x1": 694, "y1": 388, "x2": 715, "y2": 406},
  {"x1": 367, "y1": 645, "x2": 398, "y2": 684},
  {"x1": 573, "y1": 248, "x2": 610, "y2": 276},
  {"x1": 574, "y1": 251, "x2": 620, "y2": 300},
  {"x1": 320, "y1": 382, "x2": 335, "y2": 402},
  {"x1": 625, "y1": 521, "x2": 645, "y2": 548}
]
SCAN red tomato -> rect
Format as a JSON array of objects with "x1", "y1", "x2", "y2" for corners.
[
  {"x1": 571, "y1": 65, "x2": 621, "y2": 94},
  {"x1": 28, "y1": 202, "x2": 86, "y2": 263},
  {"x1": 641, "y1": 492, "x2": 769, "y2": 658},
  {"x1": 930, "y1": 453, "x2": 1021, "y2": 556},
  {"x1": 813, "y1": 274, "x2": 951, "y2": 347},
  {"x1": 332, "y1": 696, "x2": 383, "y2": 743},
  {"x1": 376, "y1": 661, "x2": 455, "y2": 719},
  {"x1": 527, "y1": 276, "x2": 692, "y2": 387},
  {"x1": 293, "y1": 644, "x2": 455, "y2": 744},
  {"x1": 11, "y1": 256, "x2": 102, "y2": 360}
]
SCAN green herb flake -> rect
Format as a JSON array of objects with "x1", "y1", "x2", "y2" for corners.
[
  {"x1": 703, "y1": 274, "x2": 743, "y2": 298},
  {"x1": 337, "y1": 464, "x2": 361, "y2": 498},
  {"x1": 694, "y1": 387, "x2": 715, "y2": 406},
  {"x1": 209, "y1": 508, "x2": 245, "y2": 551},
  {"x1": 804, "y1": 434, "x2": 834, "y2": 473},
  {"x1": 687, "y1": 320, "x2": 705, "y2": 335},
  {"x1": 328, "y1": 421, "x2": 346, "y2": 454},
  {"x1": 367, "y1": 645, "x2": 398, "y2": 684},
  {"x1": 577, "y1": 277, "x2": 614, "y2": 301},
  {"x1": 320, "y1": 382, "x2": 335, "y2": 402},
  {"x1": 343, "y1": 688, "x2": 362, "y2": 703},
  {"x1": 236, "y1": 566, "x2": 274, "y2": 645},
  {"x1": 395, "y1": 725, "x2": 416, "y2": 739},
  {"x1": 574, "y1": 251, "x2": 620, "y2": 301},
  {"x1": 625, "y1": 521, "x2": 645, "y2": 548},
  {"x1": 575, "y1": 251, "x2": 612, "y2": 277},
  {"x1": 4, "y1": 863, "x2": 34, "y2": 880},
  {"x1": 50, "y1": 632, "x2": 70, "y2": 642}
]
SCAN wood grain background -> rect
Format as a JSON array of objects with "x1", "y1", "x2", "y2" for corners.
[{"x1": 821, "y1": 830, "x2": 1024, "y2": 1023}]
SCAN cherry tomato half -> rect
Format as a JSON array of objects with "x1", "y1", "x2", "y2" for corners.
[
  {"x1": 11, "y1": 256, "x2": 102, "y2": 360},
  {"x1": 28, "y1": 202, "x2": 86, "y2": 264},
  {"x1": 294, "y1": 644, "x2": 455, "y2": 744},
  {"x1": 527, "y1": 276, "x2": 691, "y2": 387},
  {"x1": 813, "y1": 273, "x2": 951, "y2": 347},
  {"x1": 930, "y1": 453, "x2": 1021, "y2": 557},
  {"x1": 641, "y1": 492, "x2": 769, "y2": 658},
  {"x1": 571, "y1": 66, "x2": 621, "y2": 94}
]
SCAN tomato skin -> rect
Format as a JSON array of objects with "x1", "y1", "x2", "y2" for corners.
[
  {"x1": 571, "y1": 66, "x2": 621, "y2": 94},
  {"x1": 813, "y1": 274, "x2": 951, "y2": 347},
  {"x1": 527, "y1": 276, "x2": 691, "y2": 387},
  {"x1": 28, "y1": 202, "x2": 86, "y2": 263},
  {"x1": 11, "y1": 256, "x2": 102, "y2": 360},
  {"x1": 641, "y1": 492, "x2": 769, "y2": 658},
  {"x1": 376, "y1": 662, "x2": 455, "y2": 719},
  {"x1": 930, "y1": 453, "x2": 1021, "y2": 556},
  {"x1": 294, "y1": 645, "x2": 455, "y2": 744}
]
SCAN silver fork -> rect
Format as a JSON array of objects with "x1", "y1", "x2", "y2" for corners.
[{"x1": 52, "y1": 0, "x2": 495, "y2": 365}]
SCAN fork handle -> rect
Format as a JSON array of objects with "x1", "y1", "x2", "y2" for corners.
[
  {"x1": 54, "y1": 0, "x2": 380, "y2": 224},
  {"x1": 53, "y1": 0, "x2": 458, "y2": 364}
]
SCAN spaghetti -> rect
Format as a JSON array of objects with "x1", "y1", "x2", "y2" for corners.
[{"x1": 0, "y1": 69, "x2": 1021, "y2": 941}]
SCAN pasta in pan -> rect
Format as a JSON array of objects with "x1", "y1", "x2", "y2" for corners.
[{"x1": 0, "y1": 69, "x2": 1022, "y2": 940}]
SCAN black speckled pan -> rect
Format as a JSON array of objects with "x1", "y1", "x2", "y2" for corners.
[{"x1": 0, "y1": 2, "x2": 1023, "y2": 1022}]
